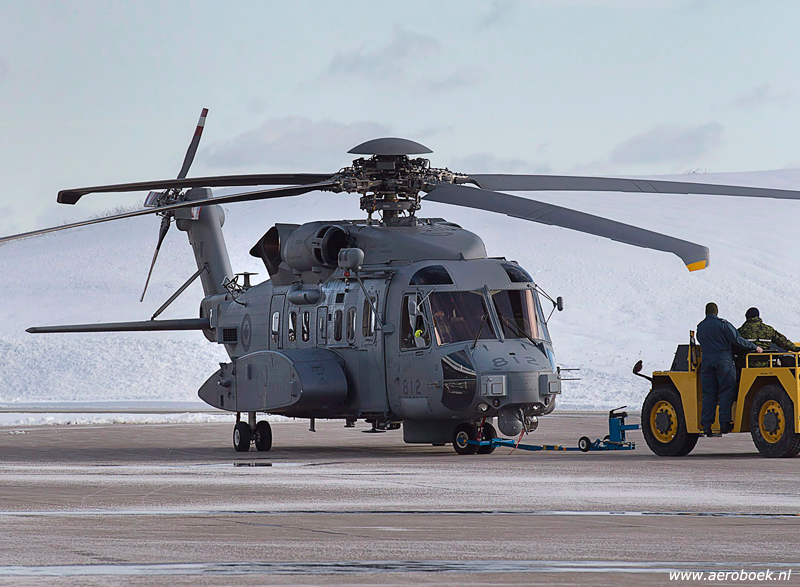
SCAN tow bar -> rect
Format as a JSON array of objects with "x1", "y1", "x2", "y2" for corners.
[{"x1": 467, "y1": 407, "x2": 640, "y2": 453}]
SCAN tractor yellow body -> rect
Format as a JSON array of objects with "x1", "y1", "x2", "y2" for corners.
[{"x1": 641, "y1": 338, "x2": 800, "y2": 458}]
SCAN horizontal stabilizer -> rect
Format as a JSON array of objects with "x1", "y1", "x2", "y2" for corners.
[
  {"x1": 0, "y1": 401, "x2": 219, "y2": 414},
  {"x1": 26, "y1": 318, "x2": 210, "y2": 334}
]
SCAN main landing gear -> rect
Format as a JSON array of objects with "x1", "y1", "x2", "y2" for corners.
[{"x1": 233, "y1": 412, "x2": 272, "y2": 453}]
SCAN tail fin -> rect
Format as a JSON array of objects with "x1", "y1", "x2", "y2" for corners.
[{"x1": 176, "y1": 188, "x2": 233, "y2": 297}]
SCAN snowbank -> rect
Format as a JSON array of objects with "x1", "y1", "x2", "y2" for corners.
[{"x1": 2, "y1": 170, "x2": 799, "y2": 411}]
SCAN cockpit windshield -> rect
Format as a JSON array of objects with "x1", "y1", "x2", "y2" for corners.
[
  {"x1": 430, "y1": 291, "x2": 497, "y2": 346},
  {"x1": 490, "y1": 289, "x2": 546, "y2": 342}
]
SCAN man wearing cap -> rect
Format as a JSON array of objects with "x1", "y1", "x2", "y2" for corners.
[
  {"x1": 738, "y1": 307, "x2": 799, "y2": 353},
  {"x1": 697, "y1": 302, "x2": 762, "y2": 436}
]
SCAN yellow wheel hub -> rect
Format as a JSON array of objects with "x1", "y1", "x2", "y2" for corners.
[
  {"x1": 758, "y1": 400, "x2": 785, "y2": 444},
  {"x1": 650, "y1": 400, "x2": 678, "y2": 443}
]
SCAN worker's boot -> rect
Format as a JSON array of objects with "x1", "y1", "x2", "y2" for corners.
[
  {"x1": 720, "y1": 422, "x2": 734, "y2": 434},
  {"x1": 704, "y1": 427, "x2": 721, "y2": 438}
]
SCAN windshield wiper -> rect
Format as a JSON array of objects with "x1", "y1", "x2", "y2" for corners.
[
  {"x1": 472, "y1": 312, "x2": 489, "y2": 349},
  {"x1": 495, "y1": 308, "x2": 539, "y2": 346}
]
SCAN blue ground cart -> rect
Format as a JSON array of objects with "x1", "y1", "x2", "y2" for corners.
[{"x1": 467, "y1": 407, "x2": 640, "y2": 453}]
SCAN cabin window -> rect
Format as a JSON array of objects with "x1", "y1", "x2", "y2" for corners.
[
  {"x1": 500, "y1": 262, "x2": 533, "y2": 283},
  {"x1": 271, "y1": 311, "x2": 281, "y2": 344},
  {"x1": 318, "y1": 306, "x2": 328, "y2": 342},
  {"x1": 409, "y1": 265, "x2": 454, "y2": 286},
  {"x1": 401, "y1": 293, "x2": 430, "y2": 350},
  {"x1": 362, "y1": 297, "x2": 377, "y2": 337},
  {"x1": 302, "y1": 311, "x2": 310, "y2": 342},
  {"x1": 490, "y1": 289, "x2": 542, "y2": 341},
  {"x1": 429, "y1": 291, "x2": 496, "y2": 346},
  {"x1": 334, "y1": 309, "x2": 343, "y2": 342},
  {"x1": 346, "y1": 307, "x2": 356, "y2": 343},
  {"x1": 288, "y1": 311, "x2": 297, "y2": 343}
]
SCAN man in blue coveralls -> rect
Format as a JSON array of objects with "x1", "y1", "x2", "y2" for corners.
[{"x1": 697, "y1": 302, "x2": 763, "y2": 436}]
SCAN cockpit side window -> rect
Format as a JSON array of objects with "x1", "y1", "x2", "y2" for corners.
[
  {"x1": 429, "y1": 291, "x2": 496, "y2": 346},
  {"x1": 410, "y1": 265, "x2": 454, "y2": 286},
  {"x1": 500, "y1": 262, "x2": 533, "y2": 283},
  {"x1": 401, "y1": 293, "x2": 430, "y2": 350}
]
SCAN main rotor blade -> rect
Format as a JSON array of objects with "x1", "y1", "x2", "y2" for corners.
[
  {"x1": 57, "y1": 174, "x2": 334, "y2": 205},
  {"x1": 464, "y1": 174, "x2": 800, "y2": 201},
  {"x1": 177, "y1": 108, "x2": 208, "y2": 180},
  {"x1": 0, "y1": 181, "x2": 336, "y2": 245},
  {"x1": 140, "y1": 216, "x2": 171, "y2": 302},
  {"x1": 424, "y1": 183, "x2": 709, "y2": 271}
]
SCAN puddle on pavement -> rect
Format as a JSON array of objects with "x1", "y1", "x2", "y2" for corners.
[
  {"x1": 0, "y1": 508, "x2": 799, "y2": 519},
  {"x1": 1, "y1": 560, "x2": 798, "y2": 577}
]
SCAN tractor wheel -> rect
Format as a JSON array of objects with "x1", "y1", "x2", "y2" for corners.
[
  {"x1": 255, "y1": 421, "x2": 272, "y2": 452},
  {"x1": 642, "y1": 385, "x2": 699, "y2": 457},
  {"x1": 452, "y1": 423, "x2": 479, "y2": 455},
  {"x1": 750, "y1": 384, "x2": 800, "y2": 458},
  {"x1": 578, "y1": 436, "x2": 592, "y2": 452},
  {"x1": 233, "y1": 421, "x2": 251, "y2": 453},
  {"x1": 476, "y1": 423, "x2": 497, "y2": 455}
]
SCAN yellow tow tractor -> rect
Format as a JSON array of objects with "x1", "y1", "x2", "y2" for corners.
[{"x1": 633, "y1": 332, "x2": 800, "y2": 458}]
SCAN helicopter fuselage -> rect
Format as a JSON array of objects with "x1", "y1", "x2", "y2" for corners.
[{"x1": 197, "y1": 215, "x2": 560, "y2": 444}]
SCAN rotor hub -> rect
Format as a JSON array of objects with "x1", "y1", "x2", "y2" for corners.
[{"x1": 332, "y1": 152, "x2": 467, "y2": 223}]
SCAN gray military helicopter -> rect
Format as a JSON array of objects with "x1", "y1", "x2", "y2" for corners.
[{"x1": 5, "y1": 109, "x2": 800, "y2": 454}]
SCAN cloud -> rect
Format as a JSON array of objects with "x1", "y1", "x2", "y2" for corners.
[
  {"x1": 318, "y1": 28, "x2": 439, "y2": 82},
  {"x1": 610, "y1": 122, "x2": 723, "y2": 166},
  {"x1": 202, "y1": 117, "x2": 392, "y2": 171},
  {"x1": 478, "y1": 0, "x2": 517, "y2": 29},
  {"x1": 731, "y1": 83, "x2": 793, "y2": 110},
  {"x1": 246, "y1": 96, "x2": 267, "y2": 115},
  {"x1": 448, "y1": 153, "x2": 551, "y2": 174},
  {"x1": 421, "y1": 68, "x2": 480, "y2": 94}
]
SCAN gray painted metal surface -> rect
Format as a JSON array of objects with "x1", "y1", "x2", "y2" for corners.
[
  {"x1": 425, "y1": 183, "x2": 710, "y2": 268},
  {"x1": 348, "y1": 137, "x2": 433, "y2": 155}
]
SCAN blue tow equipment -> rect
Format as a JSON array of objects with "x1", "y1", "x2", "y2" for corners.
[{"x1": 467, "y1": 406, "x2": 640, "y2": 453}]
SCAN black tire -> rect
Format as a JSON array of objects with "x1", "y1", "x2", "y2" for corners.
[
  {"x1": 255, "y1": 421, "x2": 272, "y2": 452},
  {"x1": 476, "y1": 423, "x2": 497, "y2": 455},
  {"x1": 642, "y1": 385, "x2": 699, "y2": 457},
  {"x1": 452, "y1": 423, "x2": 479, "y2": 455},
  {"x1": 578, "y1": 436, "x2": 592, "y2": 452},
  {"x1": 233, "y1": 421, "x2": 251, "y2": 452},
  {"x1": 750, "y1": 384, "x2": 800, "y2": 458}
]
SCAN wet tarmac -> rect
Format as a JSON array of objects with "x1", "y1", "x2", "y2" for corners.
[{"x1": 1, "y1": 413, "x2": 799, "y2": 586}]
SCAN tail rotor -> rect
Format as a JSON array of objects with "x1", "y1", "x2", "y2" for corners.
[{"x1": 139, "y1": 108, "x2": 209, "y2": 301}]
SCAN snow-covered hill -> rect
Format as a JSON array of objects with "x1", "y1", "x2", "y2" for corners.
[{"x1": 3, "y1": 169, "x2": 800, "y2": 411}]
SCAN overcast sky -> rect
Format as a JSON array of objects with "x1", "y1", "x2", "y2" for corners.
[{"x1": 1, "y1": 0, "x2": 800, "y2": 234}]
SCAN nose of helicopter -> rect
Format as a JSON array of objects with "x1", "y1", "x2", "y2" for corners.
[{"x1": 466, "y1": 340, "x2": 560, "y2": 408}]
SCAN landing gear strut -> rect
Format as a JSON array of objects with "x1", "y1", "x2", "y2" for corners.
[{"x1": 232, "y1": 412, "x2": 272, "y2": 452}]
